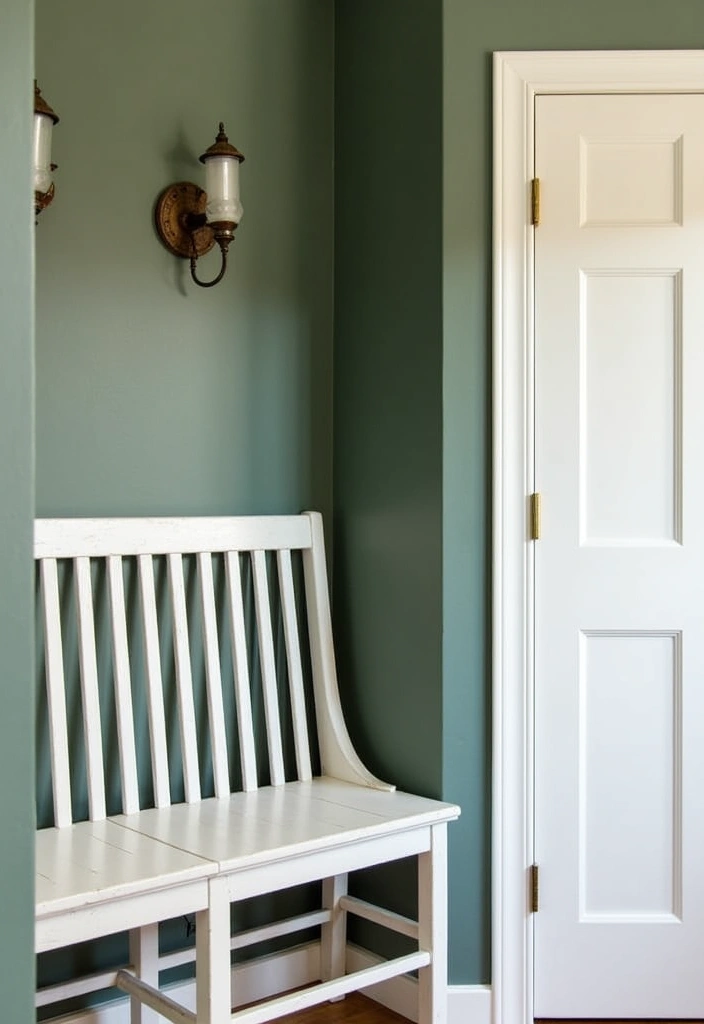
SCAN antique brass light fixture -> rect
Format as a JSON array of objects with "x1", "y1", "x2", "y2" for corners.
[
  {"x1": 34, "y1": 81, "x2": 59, "y2": 218},
  {"x1": 155, "y1": 123, "x2": 244, "y2": 289}
]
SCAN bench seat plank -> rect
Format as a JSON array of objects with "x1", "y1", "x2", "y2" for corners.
[
  {"x1": 296, "y1": 778, "x2": 460, "y2": 824},
  {"x1": 113, "y1": 779, "x2": 459, "y2": 875},
  {"x1": 36, "y1": 818, "x2": 215, "y2": 919}
]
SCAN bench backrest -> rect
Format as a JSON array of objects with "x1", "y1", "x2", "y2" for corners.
[{"x1": 35, "y1": 512, "x2": 372, "y2": 828}]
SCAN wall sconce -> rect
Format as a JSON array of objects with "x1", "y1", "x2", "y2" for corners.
[
  {"x1": 155, "y1": 123, "x2": 244, "y2": 289},
  {"x1": 34, "y1": 81, "x2": 59, "y2": 218}
]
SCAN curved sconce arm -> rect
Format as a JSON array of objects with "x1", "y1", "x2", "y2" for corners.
[
  {"x1": 190, "y1": 238, "x2": 230, "y2": 289},
  {"x1": 154, "y1": 182, "x2": 241, "y2": 291}
]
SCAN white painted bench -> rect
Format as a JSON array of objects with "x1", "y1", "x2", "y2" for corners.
[{"x1": 35, "y1": 513, "x2": 459, "y2": 1023}]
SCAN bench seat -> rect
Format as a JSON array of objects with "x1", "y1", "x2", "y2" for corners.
[
  {"x1": 36, "y1": 820, "x2": 214, "y2": 920},
  {"x1": 114, "y1": 779, "x2": 457, "y2": 876}
]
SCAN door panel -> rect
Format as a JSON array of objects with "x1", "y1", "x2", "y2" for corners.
[
  {"x1": 534, "y1": 93, "x2": 704, "y2": 1019},
  {"x1": 581, "y1": 269, "x2": 680, "y2": 543}
]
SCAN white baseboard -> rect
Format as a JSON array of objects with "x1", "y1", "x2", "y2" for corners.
[
  {"x1": 347, "y1": 947, "x2": 491, "y2": 1024},
  {"x1": 448, "y1": 984, "x2": 492, "y2": 1024},
  {"x1": 47, "y1": 942, "x2": 491, "y2": 1024},
  {"x1": 347, "y1": 946, "x2": 418, "y2": 1020}
]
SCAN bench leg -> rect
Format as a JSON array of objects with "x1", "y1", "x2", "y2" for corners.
[
  {"x1": 196, "y1": 875, "x2": 232, "y2": 1024},
  {"x1": 418, "y1": 824, "x2": 448, "y2": 1024},
  {"x1": 321, "y1": 873, "x2": 348, "y2": 997},
  {"x1": 129, "y1": 924, "x2": 160, "y2": 1024}
]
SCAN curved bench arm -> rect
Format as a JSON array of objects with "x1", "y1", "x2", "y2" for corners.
[{"x1": 302, "y1": 512, "x2": 394, "y2": 792}]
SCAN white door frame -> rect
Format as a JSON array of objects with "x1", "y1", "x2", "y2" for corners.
[{"x1": 492, "y1": 49, "x2": 704, "y2": 1024}]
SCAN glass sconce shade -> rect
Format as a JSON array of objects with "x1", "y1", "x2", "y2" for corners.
[
  {"x1": 33, "y1": 82, "x2": 59, "y2": 214},
  {"x1": 199, "y1": 123, "x2": 245, "y2": 227},
  {"x1": 33, "y1": 112, "x2": 54, "y2": 194},
  {"x1": 204, "y1": 155, "x2": 243, "y2": 225}
]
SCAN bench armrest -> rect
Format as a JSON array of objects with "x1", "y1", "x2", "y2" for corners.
[{"x1": 302, "y1": 512, "x2": 394, "y2": 793}]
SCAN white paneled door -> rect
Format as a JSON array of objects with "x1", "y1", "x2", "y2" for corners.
[{"x1": 534, "y1": 94, "x2": 704, "y2": 1019}]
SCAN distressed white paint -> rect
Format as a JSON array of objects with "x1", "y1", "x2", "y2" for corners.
[
  {"x1": 252, "y1": 548, "x2": 285, "y2": 786},
  {"x1": 39, "y1": 944, "x2": 490, "y2": 1024},
  {"x1": 35, "y1": 516, "x2": 313, "y2": 559},
  {"x1": 229, "y1": 952, "x2": 431, "y2": 1024},
  {"x1": 196, "y1": 876, "x2": 231, "y2": 1024},
  {"x1": 277, "y1": 548, "x2": 313, "y2": 782},
  {"x1": 225, "y1": 549, "x2": 258, "y2": 791},
  {"x1": 340, "y1": 894, "x2": 419, "y2": 940},
  {"x1": 40, "y1": 557, "x2": 72, "y2": 828},
  {"x1": 418, "y1": 825, "x2": 448, "y2": 1024},
  {"x1": 128, "y1": 924, "x2": 160, "y2": 1024},
  {"x1": 75, "y1": 555, "x2": 106, "y2": 822},
  {"x1": 198, "y1": 551, "x2": 230, "y2": 799},
  {"x1": 167, "y1": 553, "x2": 201, "y2": 804},
  {"x1": 138, "y1": 553, "x2": 171, "y2": 809},
  {"x1": 301, "y1": 513, "x2": 394, "y2": 791},
  {"x1": 321, "y1": 874, "x2": 348, "y2": 987},
  {"x1": 34, "y1": 513, "x2": 460, "y2": 1023},
  {"x1": 107, "y1": 555, "x2": 140, "y2": 816}
]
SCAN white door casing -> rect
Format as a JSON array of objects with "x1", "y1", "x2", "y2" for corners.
[
  {"x1": 533, "y1": 92, "x2": 704, "y2": 1018},
  {"x1": 493, "y1": 51, "x2": 704, "y2": 1024}
]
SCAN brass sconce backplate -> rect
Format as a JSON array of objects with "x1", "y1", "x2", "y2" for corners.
[{"x1": 154, "y1": 181, "x2": 216, "y2": 259}]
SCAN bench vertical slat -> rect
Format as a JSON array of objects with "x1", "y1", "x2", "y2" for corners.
[
  {"x1": 167, "y1": 554, "x2": 202, "y2": 803},
  {"x1": 276, "y1": 550, "x2": 312, "y2": 782},
  {"x1": 107, "y1": 556, "x2": 140, "y2": 815},
  {"x1": 138, "y1": 554, "x2": 171, "y2": 808},
  {"x1": 225, "y1": 551, "x2": 258, "y2": 791},
  {"x1": 251, "y1": 550, "x2": 285, "y2": 786},
  {"x1": 197, "y1": 552, "x2": 230, "y2": 798},
  {"x1": 40, "y1": 558, "x2": 73, "y2": 828},
  {"x1": 74, "y1": 557, "x2": 107, "y2": 821}
]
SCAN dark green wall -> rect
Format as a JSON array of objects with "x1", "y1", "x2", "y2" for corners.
[
  {"x1": 0, "y1": 0, "x2": 35, "y2": 1020},
  {"x1": 335, "y1": 0, "x2": 704, "y2": 988},
  {"x1": 332, "y1": 0, "x2": 444, "y2": 965},
  {"x1": 333, "y1": 1, "x2": 443, "y2": 797},
  {"x1": 35, "y1": 0, "x2": 333, "y2": 522},
  {"x1": 34, "y1": 0, "x2": 333, "y2": 1007}
]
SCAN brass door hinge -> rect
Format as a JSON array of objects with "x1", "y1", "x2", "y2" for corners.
[
  {"x1": 530, "y1": 864, "x2": 540, "y2": 913},
  {"x1": 531, "y1": 178, "x2": 541, "y2": 226},
  {"x1": 530, "y1": 492, "x2": 542, "y2": 540}
]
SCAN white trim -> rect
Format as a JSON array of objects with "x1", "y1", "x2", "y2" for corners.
[
  {"x1": 492, "y1": 48, "x2": 704, "y2": 1024},
  {"x1": 447, "y1": 984, "x2": 492, "y2": 1024},
  {"x1": 42, "y1": 943, "x2": 490, "y2": 1024}
]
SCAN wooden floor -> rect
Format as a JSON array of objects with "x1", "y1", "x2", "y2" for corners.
[
  {"x1": 273, "y1": 997, "x2": 704, "y2": 1024},
  {"x1": 276, "y1": 994, "x2": 409, "y2": 1024}
]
